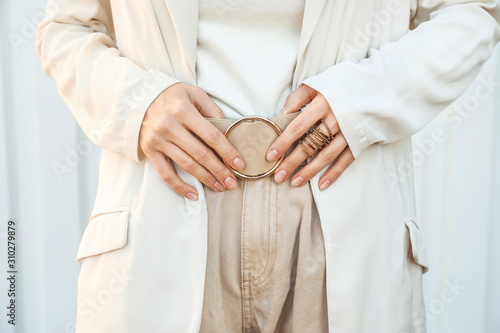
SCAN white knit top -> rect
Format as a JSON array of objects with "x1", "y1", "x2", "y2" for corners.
[{"x1": 196, "y1": 0, "x2": 305, "y2": 120}]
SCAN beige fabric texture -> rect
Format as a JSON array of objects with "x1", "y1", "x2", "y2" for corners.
[
  {"x1": 201, "y1": 113, "x2": 327, "y2": 332},
  {"x1": 199, "y1": 174, "x2": 328, "y2": 333}
]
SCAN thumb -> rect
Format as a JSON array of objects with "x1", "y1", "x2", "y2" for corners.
[
  {"x1": 191, "y1": 88, "x2": 225, "y2": 119},
  {"x1": 278, "y1": 84, "x2": 317, "y2": 115}
]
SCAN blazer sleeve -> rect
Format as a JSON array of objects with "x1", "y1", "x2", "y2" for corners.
[
  {"x1": 36, "y1": 0, "x2": 180, "y2": 163},
  {"x1": 301, "y1": 0, "x2": 500, "y2": 159}
]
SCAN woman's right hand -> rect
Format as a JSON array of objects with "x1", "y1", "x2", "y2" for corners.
[{"x1": 139, "y1": 83, "x2": 245, "y2": 201}]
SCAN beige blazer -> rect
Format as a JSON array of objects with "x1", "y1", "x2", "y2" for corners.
[{"x1": 36, "y1": 0, "x2": 499, "y2": 332}]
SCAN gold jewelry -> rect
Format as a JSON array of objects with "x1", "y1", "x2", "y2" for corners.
[
  {"x1": 310, "y1": 127, "x2": 330, "y2": 146},
  {"x1": 303, "y1": 135, "x2": 319, "y2": 152},
  {"x1": 299, "y1": 119, "x2": 335, "y2": 159},
  {"x1": 317, "y1": 119, "x2": 334, "y2": 141},
  {"x1": 306, "y1": 132, "x2": 324, "y2": 150},
  {"x1": 299, "y1": 139, "x2": 313, "y2": 158}
]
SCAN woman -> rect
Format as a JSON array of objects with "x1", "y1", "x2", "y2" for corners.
[{"x1": 36, "y1": 0, "x2": 499, "y2": 332}]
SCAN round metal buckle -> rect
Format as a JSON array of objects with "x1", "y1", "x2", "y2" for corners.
[{"x1": 223, "y1": 116, "x2": 284, "y2": 180}]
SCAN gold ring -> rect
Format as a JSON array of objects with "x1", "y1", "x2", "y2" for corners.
[
  {"x1": 223, "y1": 116, "x2": 284, "y2": 180},
  {"x1": 321, "y1": 119, "x2": 334, "y2": 139},
  {"x1": 317, "y1": 119, "x2": 334, "y2": 141},
  {"x1": 311, "y1": 127, "x2": 330, "y2": 145},
  {"x1": 299, "y1": 139, "x2": 314, "y2": 159},
  {"x1": 306, "y1": 132, "x2": 324, "y2": 150},
  {"x1": 299, "y1": 119, "x2": 334, "y2": 159}
]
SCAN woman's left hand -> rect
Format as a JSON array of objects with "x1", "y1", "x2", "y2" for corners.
[{"x1": 267, "y1": 85, "x2": 355, "y2": 191}]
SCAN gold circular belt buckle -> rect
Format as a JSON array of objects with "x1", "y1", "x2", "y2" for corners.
[{"x1": 223, "y1": 116, "x2": 284, "y2": 180}]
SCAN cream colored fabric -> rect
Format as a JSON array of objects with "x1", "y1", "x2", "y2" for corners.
[
  {"x1": 200, "y1": 176, "x2": 328, "y2": 333},
  {"x1": 35, "y1": 1, "x2": 500, "y2": 332},
  {"x1": 196, "y1": 0, "x2": 305, "y2": 120}
]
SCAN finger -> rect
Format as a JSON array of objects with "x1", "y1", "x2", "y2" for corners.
[
  {"x1": 267, "y1": 99, "x2": 339, "y2": 162},
  {"x1": 290, "y1": 133, "x2": 348, "y2": 187},
  {"x1": 169, "y1": 128, "x2": 238, "y2": 190},
  {"x1": 185, "y1": 109, "x2": 246, "y2": 171},
  {"x1": 163, "y1": 141, "x2": 230, "y2": 192},
  {"x1": 188, "y1": 86, "x2": 225, "y2": 119},
  {"x1": 279, "y1": 84, "x2": 318, "y2": 115},
  {"x1": 318, "y1": 146, "x2": 355, "y2": 191},
  {"x1": 273, "y1": 143, "x2": 309, "y2": 184},
  {"x1": 148, "y1": 151, "x2": 199, "y2": 201}
]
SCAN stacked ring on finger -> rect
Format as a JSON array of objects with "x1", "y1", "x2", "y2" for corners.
[{"x1": 299, "y1": 119, "x2": 334, "y2": 159}]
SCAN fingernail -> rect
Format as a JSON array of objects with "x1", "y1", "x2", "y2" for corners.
[
  {"x1": 291, "y1": 176, "x2": 305, "y2": 187},
  {"x1": 274, "y1": 170, "x2": 287, "y2": 183},
  {"x1": 233, "y1": 157, "x2": 245, "y2": 170},
  {"x1": 214, "y1": 182, "x2": 225, "y2": 192},
  {"x1": 267, "y1": 149, "x2": 279, "y2": 162},
  {"x1": 319, "y1": 180, "x2": 331, "y2": 191},
  {"x1": 186, "y1": 192, "x2": 198, "y2": 201},
  {"x1": 225, "y1": 176, "x2": 237, "y2": 190}
]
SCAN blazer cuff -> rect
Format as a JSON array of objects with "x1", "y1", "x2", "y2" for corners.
[
  {"x1": 122, "y1": 69, "x2": 180, "y2": 163},
  {"x1": 301, "y1": 67, "x2": 370, "y2": 159}
]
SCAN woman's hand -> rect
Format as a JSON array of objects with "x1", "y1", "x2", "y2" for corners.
[
  {"x1": 267, "y1": 85, "x2": 354, "y2": 191},
  {"x1": 139, "y1": 83, "x2": 245, "y2": 201}
]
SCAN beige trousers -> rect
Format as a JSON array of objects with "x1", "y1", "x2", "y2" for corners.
[{"x1": 199, "y1": 173, "x2": 329, "y2": 333}]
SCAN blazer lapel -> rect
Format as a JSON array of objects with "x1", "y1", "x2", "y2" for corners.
[
  {"x1": 295, "y1": 0, "x2": 328, "y2": 82},
  {"x1": 163, "y1": 0, "x2": 198, "y2": 82}
]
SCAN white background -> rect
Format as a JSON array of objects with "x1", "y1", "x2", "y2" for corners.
[{"x1": 0, "y1": 0, "x2": 499, "y2": 332}]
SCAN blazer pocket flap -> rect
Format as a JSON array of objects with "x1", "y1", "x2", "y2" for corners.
[
  {"x1": 405, "y1": 219, "x2": 429, "y2": 274},
  {"x1": 76, "y1": 209, "x2": 130, "y2": 262}
]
